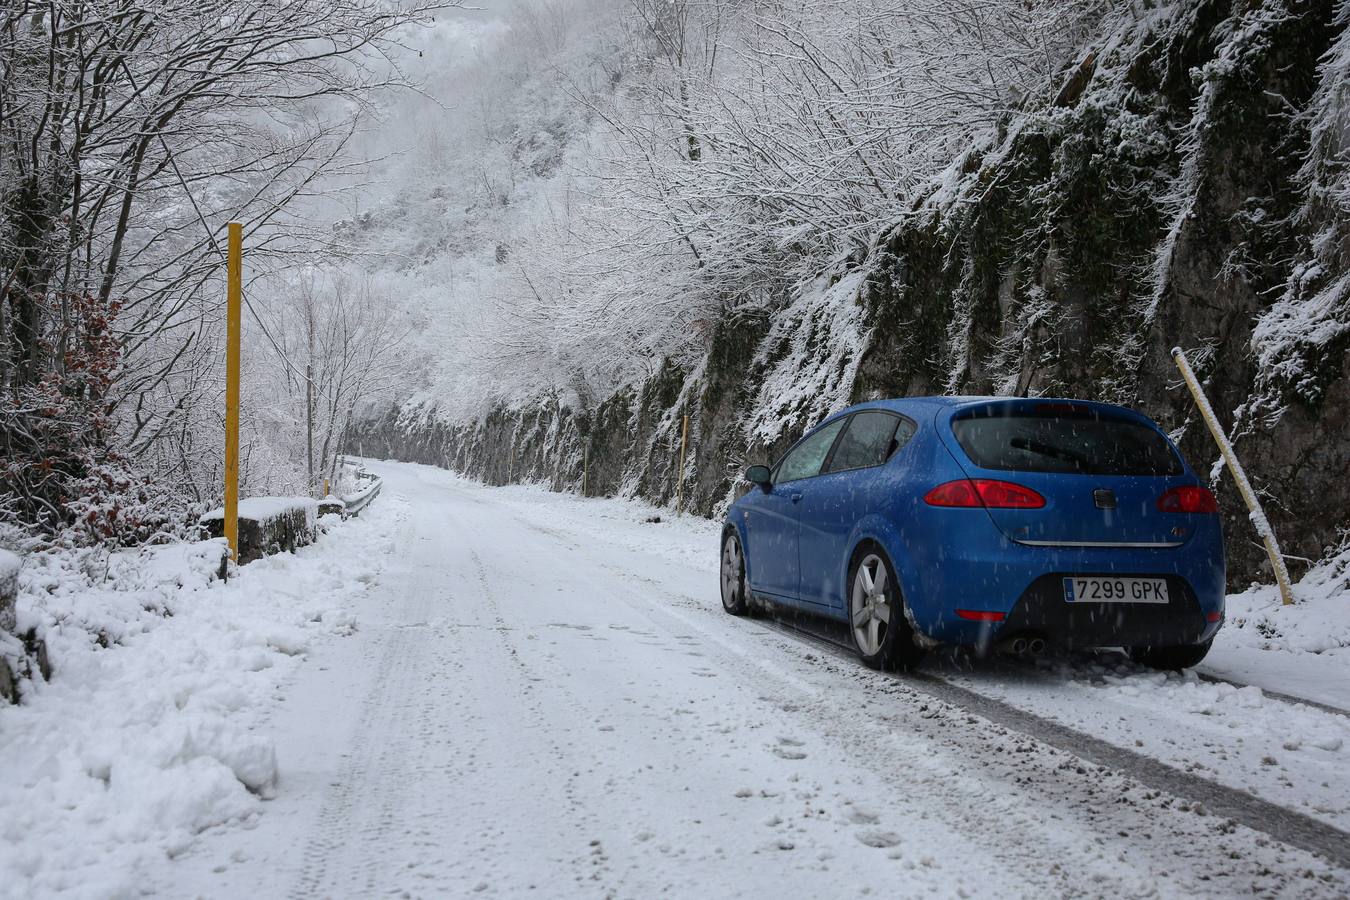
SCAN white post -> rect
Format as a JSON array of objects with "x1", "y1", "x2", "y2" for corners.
[{"x1": 1172, "y1": 347, "x2": 1295, "y2": 605}]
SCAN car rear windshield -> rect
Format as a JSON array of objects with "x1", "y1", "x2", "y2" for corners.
[{"x1": 950, "y1": 407, "x2": 1183, "y2": 476}]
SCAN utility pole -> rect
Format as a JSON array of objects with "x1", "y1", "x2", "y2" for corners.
[{"x1": 224, "y1": 223, "x2": 242, "y2": 561}]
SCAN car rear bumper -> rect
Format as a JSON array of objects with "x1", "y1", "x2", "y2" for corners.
[
  {"x1": 990, "y1": 573, "x2": 1212, "y2": 650},
  {"x1": 900, "y1": 531, "x2": 1225, "y2": 650}
]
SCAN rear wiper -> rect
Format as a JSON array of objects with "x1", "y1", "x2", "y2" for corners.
[{"x1": 1010, "y1": 437, "x2": 1091, "y2": 468}]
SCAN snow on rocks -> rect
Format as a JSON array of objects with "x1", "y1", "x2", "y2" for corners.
[
  {"x1": 0, "y1": 548, "x2": 18, "y2": 633},
  {"x1": 0, "y1": 548, "x2": 19, "y2": 701},
  {"x1": 0, "y1": 498, "x2": 397, "y2": 898},
  {"x1": 199, "y1": 497, "x2": 319, "y2": 525},
  {"x1": 744, "y1": 268, "x2": 871, "y2": 447},
  {"x1": 200, "y1": 497, "x2": 319, "y2": 564}
]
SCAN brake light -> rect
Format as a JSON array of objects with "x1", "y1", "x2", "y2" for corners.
[
  {"x1": 924, "y1": 480, "x2": 981, "y2": 507},
  {"x1": 1157, "y1": 486, "x2": 1218, "y2": 514},
  {"x1": 924, "y1": 479, "x2": 1046, "y2": 509},
  {"x1": 977, "y1": 481, "x2": 1048, "y2": 508}
]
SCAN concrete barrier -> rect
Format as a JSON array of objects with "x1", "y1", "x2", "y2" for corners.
[{"x1": 200, "y1": 497, "x2": 319, "y2": 565}]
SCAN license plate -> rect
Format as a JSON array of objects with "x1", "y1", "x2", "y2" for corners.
[{"x1": 1063, "y1": 576, "x2": 1169, "y2": 604}]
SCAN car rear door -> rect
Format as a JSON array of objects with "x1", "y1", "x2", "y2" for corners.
[
  {"x1": 744, "y1": 417, "x2": 848, "y2": 601},
  {"x1": 797, "y1": 411, "x2": 913, "y2": 609},
  {"x1": 939, "y1": 400, "x2": 1196, "y2": 547}
]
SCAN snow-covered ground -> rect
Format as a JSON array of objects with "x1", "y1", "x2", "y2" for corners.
[
  {"x1": 0, "y1": 512, "x2": 396, "y2": 898},
  {"x1": 1205, "y1": 549, "x2": 1350, "y2": 710},
  {"x1": 3, "y1": 460, "x2": 1348, "y2": 897}
]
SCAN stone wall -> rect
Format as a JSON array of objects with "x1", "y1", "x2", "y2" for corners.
[{"x1": 201, "y1": 498, "x2": 319, "y2": 565}]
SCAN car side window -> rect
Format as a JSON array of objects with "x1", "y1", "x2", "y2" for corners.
[
  {"x1": 774, "y1": 418, "x2": 847, "y2": 483},
  {"x1": 891, "y1": 417, "x2": 917, "y2": 456},
  {"x1": 826, "y1": 411, "x2": 901, "y2": 473},
  {"x1": 828, "y1": 413, "x2": 918, "y2": 473}
]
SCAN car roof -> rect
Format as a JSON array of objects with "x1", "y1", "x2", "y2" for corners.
[
  {"x1": 839, "y1": 395, "x2": 1000, "y2": 415},
  {"x1": 836, "y1": 395, "x2": 1152, "y2": 421}
]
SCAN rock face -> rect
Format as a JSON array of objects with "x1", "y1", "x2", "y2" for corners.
[{"x1": 355, "y1": 0, "x2": 1350, "y2": 588}]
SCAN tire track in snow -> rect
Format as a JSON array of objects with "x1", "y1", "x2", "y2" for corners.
[
  {"x1": 756, "y1": 614, "x2": 1350, "y2": 871},
  {"x1": 541, "y1": 506, "x2": 1350, "y2": 874},
  {"x1": 289, "y1": 607, "x2": 411, "y2": 897},
  {"x1": 577, "y1": 558, "x2": 1348, "y2": 894},
  {"x1": 279, "y1": 468, "x2": 1346, "y2": 897},
  {"x1": 288, "y1": 502, "x2": 455, "y2": 898},
  {"x1": 458, "y1": 538, "x2": 634, "y2": 894}
]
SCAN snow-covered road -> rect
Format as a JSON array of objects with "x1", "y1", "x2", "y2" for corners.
[{"x1": 157, "y1": 461, "x2": 1348, "y2": 898}]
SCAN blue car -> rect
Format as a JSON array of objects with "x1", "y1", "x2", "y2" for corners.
[{"x1": 719, "y1": 397, "x2": 1225, "y2": 670}]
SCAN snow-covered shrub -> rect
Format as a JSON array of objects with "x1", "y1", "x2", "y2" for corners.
[{"x1": 0, "y1": 292, "x2": 192, "y2": 550}]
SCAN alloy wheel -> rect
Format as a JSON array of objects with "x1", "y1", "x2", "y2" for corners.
[
  {"x1": 721, "y1": 534, "x2": 744, "y2": 611},
  {"x1": 851, "y1": 553, "x2": 891, "y2": 656}
]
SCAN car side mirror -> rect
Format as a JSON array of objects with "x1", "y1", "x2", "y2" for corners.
[{"x1": 746, "y1": 465, "x2": 772, "y2": 490}]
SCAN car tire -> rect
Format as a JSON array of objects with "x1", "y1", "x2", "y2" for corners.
[
  {"x1": 720, "y1": 530, "x2": 753, "y2": 616},
  {"x1": 1127, "y1": 638, "x2": 1213, "y2": 671},
  {"x1": 848, "y1": 546, "x2": 924, "y2": 671}
]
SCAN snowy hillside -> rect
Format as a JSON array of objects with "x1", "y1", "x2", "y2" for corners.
[{"x1": 353, "y1": 0, "x2": 1350, "y2": 587}]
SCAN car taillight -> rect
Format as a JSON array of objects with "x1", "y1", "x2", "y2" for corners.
[
  {"x1": 924, "y1": 479, "x2": 1046, "y2": 509},
  {"x1": 1157, "y1": 486, "x2": 1218, "y2": 514}
]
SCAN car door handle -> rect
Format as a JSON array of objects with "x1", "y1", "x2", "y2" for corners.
[{"x1": 790, "y1": 492, "x2": 803, "y2": 503}]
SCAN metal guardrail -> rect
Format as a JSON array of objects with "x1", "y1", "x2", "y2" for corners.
[{"x1": 340, "y1": 473, "x2": 382, "y2": 517}]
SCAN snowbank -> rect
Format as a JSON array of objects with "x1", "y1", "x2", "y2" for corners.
[
  {"x1": 1204, "y1": 544, "x2": 1350, "y2": 710},
  {"x1": 0, "y1": 499, "x2": 398, "y2": 898}
]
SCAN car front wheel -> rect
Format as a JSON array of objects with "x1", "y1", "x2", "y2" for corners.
[
  {"x1": 849, "y1": 548, "x2": 924, "y2": 670},
  {"x1": 720, "y1": 531, "x2": 753, "y2": 616}
]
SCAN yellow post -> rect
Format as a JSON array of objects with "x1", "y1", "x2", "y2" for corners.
[
  {"x1": 676, "y1": 414, "x2": 689, "y2": 516},
  {"x1": 224, "y1": 222, "x2": 242, "y2": 562},
  {"x1": 1172, "y1": 347, "x2": 1295, "y2": 605},
  {"x1": 323, "y1": 477, "x2": 329, "y2": 498}
]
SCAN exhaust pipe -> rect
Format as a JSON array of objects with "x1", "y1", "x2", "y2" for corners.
[{"x1": 996, "y1": 636, "x2": 1045, "y2": 658}]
